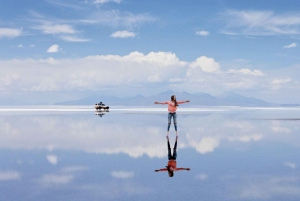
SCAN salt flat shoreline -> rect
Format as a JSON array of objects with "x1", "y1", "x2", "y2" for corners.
[{"x1": 0, "y1": 105, "x2": 300, "y2": 113}]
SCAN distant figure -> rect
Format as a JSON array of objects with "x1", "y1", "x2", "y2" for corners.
[
  {"x1": 155, "y1": 136, "x2": 190, "y2": 177},
  {"x1": 154, "y1": 95, "x2": 190, "y2": 137}
]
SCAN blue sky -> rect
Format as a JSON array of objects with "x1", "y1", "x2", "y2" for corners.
[{"x1": 1, "y1": 0, "x2": 300, "y2": 103}]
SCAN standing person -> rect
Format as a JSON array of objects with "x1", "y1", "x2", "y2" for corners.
[
  {"x1": 155, "y1": 136, "x2": 190, "y2": 177},
  {"x1": 154, "y1": 95, "x2": 190, "y2": 137}
]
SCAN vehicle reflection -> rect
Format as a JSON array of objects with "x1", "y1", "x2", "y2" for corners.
[
  {"x1": 155, "y1": 136, "x2": 190, "y2": 177},
  {"x1": 94, "y1": 111, "x2": 108, "y2": 117}
]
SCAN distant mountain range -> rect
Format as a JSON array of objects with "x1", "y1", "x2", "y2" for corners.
[
  {"x1": 1, "y1": 90, "x2": 298, "y2": 107},
  {"x1": 54, "y1": 90, "x2": 277, "y2": 107}
]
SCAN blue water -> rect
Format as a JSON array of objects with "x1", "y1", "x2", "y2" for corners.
[{"x1": 1, "y1": 106, "x2": 300, "y2": 201}]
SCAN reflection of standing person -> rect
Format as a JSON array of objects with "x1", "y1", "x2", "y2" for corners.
[
  {"x1": 155, "y1": 136, "x2": 190, "y2": 177},
  {"x1": 154, "y1": 95, "x2": 190, "y2": 137}
]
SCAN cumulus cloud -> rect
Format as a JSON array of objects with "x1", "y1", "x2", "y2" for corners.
[
  {"x1": 284, "y1": 42, "x2": 297, "y2": 48},
  {"x1": 0, "y1": 51, "x2": 188, "y2": 93},
  {"x1": 0, "y1": 28, "x2": 22, "y2": 38},
  {"x1": 0, "y1": 51, "x2": 295, "y2": 94},
  {"x1": 196, "y1": 30, "x2": 210, "y2": 36},
  {"x1": 110, "y1": 30, "x2": 136, "y2": 38},
  {"x1": 189, "y1": 56, "x2": 220, "y2": 72},
  {"x1": 17, "y1": 44, "x2": 23, "y2": 48},
  {"x1": 47, "y1": 44, "x2": 59, "y2": 53},
  {"x1": 228, "y1": 69, "x2": 264, "y2": 76},
  {"x1": 110, "y1": 171, "x2": 134, "y2": 179},
  {"x1": 47, "y1": 154, "x2": 58, "y2": 165},
  {"x1": 0, "y1": 170, "x2": 21, "y2": 180},
  {"x1": 221, "y1": 10, "x2": 300, "y2": 35}
]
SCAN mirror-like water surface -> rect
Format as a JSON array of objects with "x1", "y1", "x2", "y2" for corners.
[{"x1": 1, "y1": 106, "x2": 300, "y2": 201}]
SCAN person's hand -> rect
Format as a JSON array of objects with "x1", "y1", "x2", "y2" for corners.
[
  {"x1": 187, "y1": 168, "x2": 190, "y2": 171},
  {"x1": 155, "y1": 170, "x2": 159, "y2": 172},
  {"x1": 186, "y1": 100, "x2": 190, "y2": 103},
  {"x1": 154, "y1": 101, "x2": 158, "y2": 104}
]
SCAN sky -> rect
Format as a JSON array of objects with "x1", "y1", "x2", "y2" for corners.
[{"x1": 1, "y1": 0, "x2": 300, "y2": 104}]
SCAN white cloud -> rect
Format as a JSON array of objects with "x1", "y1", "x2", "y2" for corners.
[
  {"x1": 284, "y1": 42, "x2": 297, "y2": 48},
  {"x1": 17, "y1": 44, "x2": 23, "y2": 48},
  {"x1": 189, "y1": 56, "x2": 220, "y2": 72},
  {"x1": 47, "y1": 154, "x2": 58, "y2": 165},
  {"x1": 228, "y1": 68, "x2": 264, "y2": 76},
  {"x1": 284, "y1": 162, "x2": 296, "y2": 169},
  {"x1": 30, "y1": 44, "x2": 35, "y2": 48},
  {"x1": 35, "y1": 23, "x2": 76, "y2": 35},
  {"x1": 110, "y1": 30, "x2": 136, "y2": 38},
  {"x1": 93, "y1": 0, "x2": 121, "y2": 4},
  {"x1": 60, "y1": 35, "x2": 91, "y2": 42},
  {"x1": 196, "y1": 30, "x2": 210, "y2": 36},
  {"x1": 38, "y1": 174, "x2": 73, "y2": 185},
  {"x1": 82, "y1": 10, "x2": 156, "y2": 28},
  {"x1": 222, "y1": 10, "x2": 300, "y2": 35},
  {"x1": 0, "y1": 170, "x2": 21, "y2": 180},
  {"x1": 271, "y1": 78, "x2": 291, "y2": 85},
  {"x1": 0, "y1": 28, "x2": 22, "y2": 38},
  {"x1": 110, "y1": 171, "x2": 134, "y2": 179},
  {"x1": 47, "y1": 44, "x2": 59, "y2": 53},
  {"x1": 0, "y1": 51, "x2": 295, "y2": 97}
]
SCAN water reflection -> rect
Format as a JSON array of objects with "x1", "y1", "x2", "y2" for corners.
[
  {"x1": 0, "y1": 108, "x2": 300, "y2": 156},
  {"x1": 94, "y1": 111, "x2": 109, "y2": 117},
  {"x1": 155, "y1": 136, "x2": 190, "y2": 177},
  {"x1": 1, "y1": 107, "x2": 300, "y2": 200}
]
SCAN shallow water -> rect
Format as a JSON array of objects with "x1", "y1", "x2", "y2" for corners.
[{"x1": 1, "y1": 106, "x2": 300, "y2": 201}]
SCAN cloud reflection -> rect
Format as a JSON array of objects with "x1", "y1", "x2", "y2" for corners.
[
  {"x1": 0, "y1": 109, "x2": 300, "y2": 158},
  {"x1": 234, "y1": 176, "x2": 300, "y2": 199},
  {"x1": 0, "y1": 170, "x2": 21, "y2": 181},
  {"x1": 46, "y1": 154, "x2": 58, "y2": 165},
  {"x1": 110, "y1": 171, "x2": 134, "y2": 179}
]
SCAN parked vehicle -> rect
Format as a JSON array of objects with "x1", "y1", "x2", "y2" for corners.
[{"x1": 95, "y1": 102, "x2": 109, "y2": 111}]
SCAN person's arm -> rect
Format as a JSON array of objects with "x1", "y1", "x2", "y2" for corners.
[
  {"x1": 175, "y1": 168, "x2": 190, "y2": 171},
  {"x1": 154, "y1": 101, "x2": 168, "y2": 104},
  {"x1": 154, "y1": 168, "x2": 168, "y2": 172},
  {"x1": 177, "y1": 100, "x2": 190, "y2": 104}
]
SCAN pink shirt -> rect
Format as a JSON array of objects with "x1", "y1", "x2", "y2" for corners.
[
  {"x1": 162, "y1": 101, "x2": 185, "y2": 113},
  {"x1": 155, "y1": 160, "x2": 190, "y2": 172}
]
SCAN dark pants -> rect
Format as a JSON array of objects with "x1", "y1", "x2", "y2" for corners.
[{"x1": 168, "y1": 140, "x2": 177, "y2": 160}]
